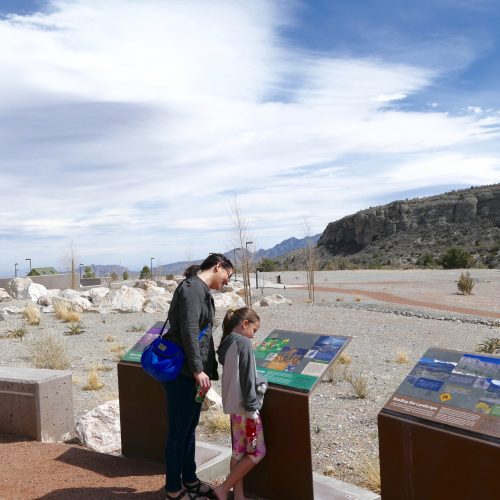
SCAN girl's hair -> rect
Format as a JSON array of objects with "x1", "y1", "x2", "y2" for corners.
[
  {"x1": 184, "y1": 253, "x2": 233, "y2": 278},
  {"x1": 222, "y1": 307, "x2": 260, "y2": 340}
]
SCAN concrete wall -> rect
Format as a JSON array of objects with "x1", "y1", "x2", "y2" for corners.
[{"x1": 0, "y1": 273, "x2": 80, "y2": 292}]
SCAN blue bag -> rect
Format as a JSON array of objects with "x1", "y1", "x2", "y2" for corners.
[{"x1": 141, "y1": 324, "x2": 209, "y2": 382}]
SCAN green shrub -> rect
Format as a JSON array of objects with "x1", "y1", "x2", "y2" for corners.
[
  {"x1": 440, "y1": 247, "x2": 474, "y2": 269},
  {"x1": 258, "y1": 258, "x2": 279, "y2": 272},
  {"x1": 122, "y1": 270, "x2": 129, "y2": 280}
]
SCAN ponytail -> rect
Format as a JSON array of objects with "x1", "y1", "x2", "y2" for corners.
[{"x1": 221, "y1": 307, "x2": 260, "y2": 341}]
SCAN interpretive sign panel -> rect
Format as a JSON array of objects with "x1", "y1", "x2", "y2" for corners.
[
  {"x1": 384, "y1": 347, "x2": 500, "y2": 440},
  {"x1": 254, "y1": 329, "x2": 350, "y2": 393},
  {"x1": 121, "y1": 321, "x2": 165, "y2": 363}
]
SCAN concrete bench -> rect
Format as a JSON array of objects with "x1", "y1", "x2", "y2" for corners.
[{"x1": 0, "y1": 366, "x2": 74, "y2": 442}]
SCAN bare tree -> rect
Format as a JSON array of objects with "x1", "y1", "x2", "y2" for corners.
[
  {"x1": 303, "y1": 218, "x2": 318, "y2": 303},
  {"x1": 230, "y1": 197, "x2": 253, "y2": 307},
  {"x1": 61, "y1": 243, "x2": 79, "y2": 290}
]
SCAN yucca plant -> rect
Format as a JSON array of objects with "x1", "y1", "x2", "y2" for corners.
[{"x1": 476, "y1": 337, "x2": 500, "y2": 354}]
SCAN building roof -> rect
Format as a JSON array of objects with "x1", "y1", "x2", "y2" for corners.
[{"x1": 27, "y1": 267, "x2": 58, "y2": 276}]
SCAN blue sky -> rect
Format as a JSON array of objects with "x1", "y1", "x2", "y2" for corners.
[{"x1": 1, "y1": 0, "x2": 499, "y2": 276}]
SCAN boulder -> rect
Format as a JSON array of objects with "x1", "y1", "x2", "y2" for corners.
[
  {"x1": 37, "y1": 289, "x2": 61, "y2": 306},
  {"x1": 54, "y1": 290, "x2": 93, "y2": 312},
  {"x1": 75, "y1": 400, "x2": 121, "y2": 455},
  {"x1": 212, "y1": 292, "x2": 245, "y2": 309},
  {"x1": 28, "y1": 283, "x2": 48, "y2": 302},
  {"x1": 143, "y1": 293, "x2": 172, "y2": 313},
  {"x1": 202, "y1": 387, "x2": 223, "y2": 411},
  {"x1": 7, "y1": 278, "x2": 33, "y2": 299},
  {"x1": 97, "y1": 286, "x2": 146, "y2": 313},
  {"x1": 0, "y1": 289, "x2": 12, "y2": 302},
  {"x1": 88, "y1": 287, "x2": 110, "y2": 303},
  {"x1": 156, "y1": 280, "x2": 179, "y2": 293},
  {"x1": 0, "y1": 306, "x2": 24, "y2": 318},
  {"x1": 147, "y1": 285, "x2": 166, "y2": 296},
  {"x1": 258, "y1": 294, "x2": 292, "y2": 307},
  {"x1": 133, "y1": 279, "x2": 157, "y2": 291}
]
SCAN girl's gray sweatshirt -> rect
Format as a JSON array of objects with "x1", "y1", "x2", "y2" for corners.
[{"x1": 217, "y1": 332, "x2": 267, "y2": 418}]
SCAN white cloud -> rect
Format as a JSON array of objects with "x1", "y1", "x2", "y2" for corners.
[{"x1": 0, "y1": 0, "x2": 499, "y2": 274}]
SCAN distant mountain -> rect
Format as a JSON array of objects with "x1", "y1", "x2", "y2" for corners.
[{"x1": 154, "y1": 235, "x2": 321, "y2": 276}]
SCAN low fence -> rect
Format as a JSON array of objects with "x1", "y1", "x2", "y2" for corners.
[{"x1": 0, "y1": 273, "x2": 80, "y2": 292}]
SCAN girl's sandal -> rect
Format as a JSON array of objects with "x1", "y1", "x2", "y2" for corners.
[
  {"x1": 183, "y1": 479, "x2": 217, "y2": 499},
  {"x1": 166, "y1": 490, "x2": 187, "y2": 500}
]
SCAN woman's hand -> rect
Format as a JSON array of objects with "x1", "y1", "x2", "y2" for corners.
[{"x1": 193, "y1": 371, "x2": 211, "y2": 392}]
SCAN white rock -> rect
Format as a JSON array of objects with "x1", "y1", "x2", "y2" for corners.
[
  {"x1": 202, "y1": 387, "x2": 223, "y2": 411},
  {"x1": 147, "y1": 285, "x2": 166, "y2": 296},
  {"x1": 0, "y1": 289, "x2": 12, "y2": 302},
  {"x1": 75, "y1": 400, "x2": 121, "y2": 455},
  {"x1": 156, "y1": 279, "x2": 179, "y2": 293},
  {"x1": 53, "y1": 295, "x2": 93, "y2": 313},
  {"x1": 7, "y1": 277, "x2": 33, "y2": 299},
  {"x1": 1, "y1": 306, "x2": 24, "y2": 316},
  {"x1": 258, "y1": 294, "x2": 292, "y2": 307},
  {"x1": 88, "y1": 287, "x2": 110, "y2": 302},
  {"x1": 97, "y1": 286, "x2": 146, "y2": 313},
  {"x1": 41, "y1": 305, "x2": 55, "y2": 313},
  {"x1": 28, "y1": 283, "x2": 48, "y2": 302},
  {"x1": 143, "y1": 293, "x2": 172, "y2": 313},
  {"x1": 133, "y1": 279, "x2": 157, "y2": 291},
  {"x1": 37, "y1": 289, "x2": 61, "y2": 306},
  {"x1": 212, "y1": 292, "x2": 245, "y2": 309}
]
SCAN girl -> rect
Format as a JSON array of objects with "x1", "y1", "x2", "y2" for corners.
[
  {"x1": 214, "y1": 308, "x2": 267, "y2": 500},
  {"x1": 163, "y1": 253, "x2": 234, "y2": 500}
]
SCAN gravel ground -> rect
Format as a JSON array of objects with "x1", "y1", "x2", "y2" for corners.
[{"x1": 1, "y1": 269, "x2": 499, "y2": 491}]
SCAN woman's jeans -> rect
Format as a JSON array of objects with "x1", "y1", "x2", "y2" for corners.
[{"x1": 162, "y1": 374, "x2": 201, "y2": 492}]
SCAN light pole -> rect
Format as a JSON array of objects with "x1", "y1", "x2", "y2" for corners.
[
  {"x1": 150, "y1": 257, "x2": 155, "y2": 280},
  {"x1": 233, "y1": 247, "x2": 241, "y2": 281},
  {"x1": 79, "y1": 263, "x2": 84, "y2": 279},
  {"x1": 25, "y1": 258, "x2": 32, "y2": 274},
  {"x1": 14, "y1": 263, "x2": 19, "y2": 277}
]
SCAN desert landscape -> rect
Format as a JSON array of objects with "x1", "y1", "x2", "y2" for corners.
[{"x1": 1, "y1": 269, "x2": 499, "y2": 497}]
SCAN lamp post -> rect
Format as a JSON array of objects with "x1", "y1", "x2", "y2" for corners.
[
  {"x1": 150, "y1": 257, "x2": 155, "y2": 280},
  {"x1": 14, "y1": 263, "x2": 19, "y2": 277},
  {"x1": 79, "y1": 263, "x2": 84, "y2": 279},
  {"x1": 25, "y1": 258, "x2": 32, "y2": 274}
]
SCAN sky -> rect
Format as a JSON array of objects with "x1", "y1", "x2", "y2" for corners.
[{"x1": 1, "y1": 0, "x2": 499, "y2": 276}]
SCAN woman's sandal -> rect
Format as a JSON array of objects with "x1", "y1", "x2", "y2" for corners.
[
  {"x1": 183, "y1": 479, "x2": 217, "y2": 499},
  {"x1": 165, "y1": 490, "x2": 187, "y2": 500}
]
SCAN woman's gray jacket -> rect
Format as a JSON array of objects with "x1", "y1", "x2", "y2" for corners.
[{"x1": 164, "y1": 276, "x2": 218, "y2": 380}]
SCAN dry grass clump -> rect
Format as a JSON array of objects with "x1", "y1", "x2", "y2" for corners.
[
  {"x1": 354, "y1": 296, "x2": 362, "y2": 302},
  {"x1": 83, "y1": 367, "x2": 104, "y2": 391},
  {"x1": 337, "y1": 352, "x2": 352, "y2": 365},
  {"x1": 6, "y1": 327, "x2": 28, "y2": 340},
  {"x1": 96, "y1": 364, "x2": 113, "y2": 372},
  {"x1": 23, "y1": 304, "x2": 41, "y2": 325},
  {"x1": 30, "y1": 332, "x2": 70, "y2": 370},
  {"x1": 357, "y1": 456, "x2": 381, "y2": 494},
  {"x1": 128, "y1": 324, "x2": 146, "y2": 333},
  {"x1": 395, "y1": 350, "x2": 409, "y2": 364},
  {"x1": 321, "y1": 361, "x2": 349, "y2": 384},
  {"x1": 54, "y1": 302, "x2": 81, "y2": 322},
  {"x1": 323, "y1": 466, "x2": 335, "y2": 477},
  {"x1": 475, "y1": 337, "x2": 500, "y2": 354},
  {"x1": 202, "y1": 408, "x2": 231, "y2": 434},
  {"x1": 457, "y1": 271, "x2": 475, "y2": 295},
  {"x1": 105, "y1": 335, "x2": 117, "y2": 342},
  {"x1": 110, "y1": 344, "x2": 126, "y2": 361},
  {"x1": 345, "y1": 371, "x2": 369, "y2": 399}
]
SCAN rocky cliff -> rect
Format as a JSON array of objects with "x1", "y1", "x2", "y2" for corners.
[{"x1": 317, "y1": 184, "x2": 500, "y2": 267}]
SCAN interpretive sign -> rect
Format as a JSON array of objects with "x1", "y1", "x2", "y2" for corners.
[
  {"x1": 384, "y1": 347, "x2": 500, "y2": 440},
  {"x1": 254, "y1": 329, "x2": 350, "y2": 393},
  {"x1": 121, "y1": 321, "x2": 165, "y2": 363}
]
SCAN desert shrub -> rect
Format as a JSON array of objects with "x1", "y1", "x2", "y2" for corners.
[
  {"x1": 258, "y1": 258, "x2": 279, "y2": 272},
  {"x1": 323, "y1": 466, "x2": 335, "y2": 477},
  {"x1": 358, "y1": 456, "x2": 381, "y2": 494},
  {"x1": 105, "y1": 335, "x2": 117, "y2": 342},
  {"x1": 165, "y1": 274, "x2": 175, "y2": 280},
  {"x1": 457, "y1": 271, "x2": 475, "y2": 295},
  {"x1": 65, "y1": 321, "x2": 85, "y2": 335},
  {"x1": 23, "y1": 304, "x2": 41, "y2": 325},
  {"x1": 110, "y1": 271, "x2": 118, "y2": 281},
  {"x1": 202, "y1": 408, "x2": 230, "y2": 433},
  {"x1": 128, "y1": 323, "x2": 146, "y2": 333},
  {"x1": 395, "y1": 351, "x2": 409, "y2": 364},
  {"x1": 30, "y1": 332, "x2": 70, "y2": 369},
  {"x1": 83, "y1": 368, "x2": 104, "y2": 391},
  {"x1": 54, "y1": 302, "x2": 81, "y2": 323},
  {"x1": 110, "y1": 344, "x2": 126, "y2": 361},
  {"x1": 7, "y1": 327, "x2": 27, "y2": 340},
  {"x1": 418, "y1": 253, "x2": 436, "y2": 268},
  {"x1": 122, "y1": 270, "x2": 129, "y2": 280},
  {"x1": 440, "y1": 247, "x2": 473, "y2": 269},
  {"x1": 346, "y1": 371, "x2": 369, "y2": 399},
  {"x1": 321, "y1": 361, "x2": 349, "y2": 384},
  {"x1": 475, "y1": 337, "x2": 500, "y2": 354},
  {"x1": 139, "y1": 265, "x2": 152, "y2": 279}
]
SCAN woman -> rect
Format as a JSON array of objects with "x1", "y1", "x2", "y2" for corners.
[{"x1": 163, "y1": 253, "x2": 234, "y2": 500}]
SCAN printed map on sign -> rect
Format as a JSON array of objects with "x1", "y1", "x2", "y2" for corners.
[
  {"x1": 384, "y1": 347, "x2": 500, "y2": 440},
  {"x1": 254, "y1": 329, "x2": 350, "y2": 393}
]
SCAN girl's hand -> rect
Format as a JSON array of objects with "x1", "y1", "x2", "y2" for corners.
[{"x1": 194, "y1": 371, "x2": 211, "y2": 392}]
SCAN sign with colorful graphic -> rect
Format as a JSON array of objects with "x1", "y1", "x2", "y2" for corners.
[
  {"x1": 384, "y1": 347, "x2": 500, "y2": 440},
  {"x1": 254, "y1": 329, "x2": 351, "y2": 393},
  {"x1": 121, "y1": 321, "x2": 165, "y2": 363}
]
